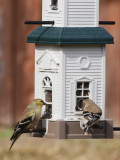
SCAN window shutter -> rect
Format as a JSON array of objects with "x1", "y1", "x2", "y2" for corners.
[
  {"x1": 89, "y1": 81, "x2": 97, "y2": 103},
  {"x1": 70, "y1": 81, "x2": 76, "y2": 112}
]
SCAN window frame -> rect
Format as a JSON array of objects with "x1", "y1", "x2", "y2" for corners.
[
  {"x1": 75, "y1": 81, "x2": 90, "y2": 113},
  {"x1": 70, "y1": 77, "x2": 97, "y2": 114}
]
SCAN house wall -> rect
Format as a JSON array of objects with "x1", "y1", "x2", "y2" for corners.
[
  {"x1": 42, "y1": 0, "x2": 99, "y2": 27},
  {"x1": 35, "y1": 45, "x2": 105, "y2": 121},
  {"x1": 35, "y1": 45, "x2": 64, "y2": 120},
  {"x1": 63, "y1": 45, "x2": 105, "y2": 120}
]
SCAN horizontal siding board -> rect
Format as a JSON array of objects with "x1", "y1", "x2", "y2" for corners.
[
  {"x1": 68, "y1": 3, "x2": 96, "y2": 6},
  {"x1": 68, "y1": 6, "x2": 96, "y2": 9},
  {"x1": 68, "y1": 11, "x2": 96, "y2": 14},
  {"x1": 66, "y1": 68, "x2": 102, "y2": 71},
  {"x1": 65, "y1": 52, "x2": 102, "y2": 55},
  {"x1": 68, "y1": 9, "x2": 96, "y2": 12},
  {"x1": 66, "y1": 73, "x2": 103, "y2": 76},
  {"x1": 68, "y1": 18, "x2": 95, "y2": 21},
  {"x1": 68, "y1": 15, "x2": 96, "y2": 18},
  {"x1": 68, "y1": 0, "x2": 96, "y2": 2},
  {"x1": 64, "y1": 47, "x2": 101, "y2": 51},
  {"x1": 68, "y1": 12, "x2": 96, "y2": 15},
  {"x1": 66, "y1": 61, "x2": 102, "y2": 64},
  {"x1": 65, "y1": 71, "x2": 102, "y2": 74},
  {"x1": 68, "y1": 22, "x2": 95, "y2": 25}
]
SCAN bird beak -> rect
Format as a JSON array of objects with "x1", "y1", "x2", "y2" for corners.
[{"x1": 43, "y1": 101, "x2": 47, "y2": 105}]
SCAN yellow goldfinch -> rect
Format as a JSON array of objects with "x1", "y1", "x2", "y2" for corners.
[
  {"x1": 9, "y1": 99, "x2": 46, "y2": 151},
  {"x1": 80, "y1": 99, "x2": 102, "y2": 135}
]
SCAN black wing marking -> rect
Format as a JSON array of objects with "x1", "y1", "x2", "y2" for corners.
[
  {"x1": 83, "y1": 111, "x2": 102, "y2": 122},
  {"x1": 10, "y1": 115, "x2": 34, "y2": 141}
]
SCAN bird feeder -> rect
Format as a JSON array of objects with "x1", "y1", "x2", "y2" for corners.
[{"x1": 26, "y1": 0, "x2": 114, "y2": 139}]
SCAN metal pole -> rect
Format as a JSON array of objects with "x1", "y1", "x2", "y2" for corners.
[
  {"x1": 113, "y1": 127, "x2": 120, "y2": 131},
  {"x1": 99, "y1": 21, "x2": 115, "y2": 25},
  {"x1": 25, "y1": 21, "x2": 55, "y2": 25}
]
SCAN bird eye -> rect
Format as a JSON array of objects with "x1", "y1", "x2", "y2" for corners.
[{"x1": 41, "y1": 100, "x2": 43, "y2": 103}]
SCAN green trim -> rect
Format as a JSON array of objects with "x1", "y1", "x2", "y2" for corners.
[{"x1": 27, "y1": 27, "x2": 114, "y2": 45}]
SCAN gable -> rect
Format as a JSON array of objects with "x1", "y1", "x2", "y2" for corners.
[{"x1": 36, "y1": 51, "x2": 59, "y2": 71}]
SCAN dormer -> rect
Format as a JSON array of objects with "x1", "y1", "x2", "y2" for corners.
[{"x1": 42, "y1": 0, "x2": 99, "y2": 27}]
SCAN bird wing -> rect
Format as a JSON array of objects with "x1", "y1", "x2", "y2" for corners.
[
  {"x1": 10, "y1": 110, "x2": 35, "y2": 141},
  {"x1": 83, "y1": 111, "x2": 102, "y2": 120}
]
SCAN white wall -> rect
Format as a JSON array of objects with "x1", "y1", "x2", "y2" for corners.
[
  {"x1": 34, "y1": 44, "x2": 106, "y2": 121},
  {"x1": 63, "y1": 45, "x2": 105, "y2": 120},
  {"x1": 42, "y1": 0, "x2": 99, "y2": 27},
  {"x1": 35, "y1": 45, "x2": 64, "y2": 120}
]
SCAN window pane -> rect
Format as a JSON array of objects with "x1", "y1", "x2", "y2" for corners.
[
  {"x1": 83, "y1": 90, "x2": 90, "y2": 96},
  {"x1": 84, "y1": 82, "x2": 89, "y2": 89},
  {"x1": 51, "y1": 0, "x2": 58, "y2": 10},
  {"x1": 45, "y1": 90, "x2": 52, "y2": 102},
  {"x1": 52, "y1": 0, "x2": 58, "y2": 6},
  {"x1": 43, "y1": 77, "x2": 52, "y2": 87},
  {"x1": 76, "y1": 90, "x2": 82, "y2": 96},
  {"x1": 76, "y1": 98, "x2": 83, "y2": 111},
  {"x1": 77, "y1": 82, "x2": 82, "y2": 89}
]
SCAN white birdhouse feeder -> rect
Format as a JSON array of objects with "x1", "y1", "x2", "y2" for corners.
[{"x1": 27, "y1": 0, "x2": 114, "y2": 139}]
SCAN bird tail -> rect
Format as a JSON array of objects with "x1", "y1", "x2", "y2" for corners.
[
  {"x1": 9, "y1": 131, "x2": 20, "y2": 151},
  {"x1": 9, "y1": 137, "x2": 17, "y2": 151}
]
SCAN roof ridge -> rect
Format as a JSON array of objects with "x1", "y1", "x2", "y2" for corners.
[{"x1": 59, "y1": 28, "x2": 64, "y2": 45}]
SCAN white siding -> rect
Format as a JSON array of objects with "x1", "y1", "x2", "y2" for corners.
[
  {"x1": 42, "y1": 0, "x2": 99, "y2": 27},
  {"x1": 67, "y1": 0, "x2": 99, "y2": 27},
  {"x1": 63, "y1": 45, "x2": 105, "y2": 119},
  {"x1": 35, "y1": 45, "x2": 62, "y2": 120},
  {"x1": 35, "y1": 45, "x2": 106, "y2": 121}
]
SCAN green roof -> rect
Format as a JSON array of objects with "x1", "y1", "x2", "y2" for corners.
[{"x1": 27, "y1": 26, "x2": 114, "y2": 45}]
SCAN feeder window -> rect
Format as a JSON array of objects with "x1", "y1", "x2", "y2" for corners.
[
  {"x1": 76, "y1": 82, "x2": 90, "y2": 111},
  {"x1": 42, "y1": 77, "x2": 52, "y2": 118},
  {"x1": 50, "y1": 0, "x2": 58, "y2": 10},
  {"x1": 43, "y1": 77, "x2": 52, "y2": 105}
]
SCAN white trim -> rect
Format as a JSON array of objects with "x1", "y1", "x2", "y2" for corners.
[
  {"x1": 102, "y1": 45, "x2": 106, "y2": 120},
  {"x1": 70, "y1": 81, "x2": 76, "y2": 112},
  {"x1": 60, "y1": 51, "x2": 66, "y2": 118},
  {"x1": 70, "y1": 76, "x2": 98, "y2": 113},
  {"x1": 42, "y1": 75, "x2": 53, "y2": 112},
  {"x1": 47, "y1": 10, "x2": 61, "y2": 14},
  {"x1": 36, "y1": 51, "x2": 47, "y2": 64},
  {"x1": 74, "y1": 76, "x2": 94, "y2": 82},
  {"x1": 96, "y1": 0, "x2": 99, "y2": 27},
  {"x1": 39, "y1": 70, "x2": 58, "y2": 73},
  {"x1": 89, "y1": 80, "x2": 97, "y2": 103},
  {"x1": 35, "y1": 46, "x2": 41, "y2": 99},
  {"x1": 42, "y1": 0, "x2": 45, "y2": 22},
  {"x1": 64, "y1": 0, "x2": 68, "y2": 27}
]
